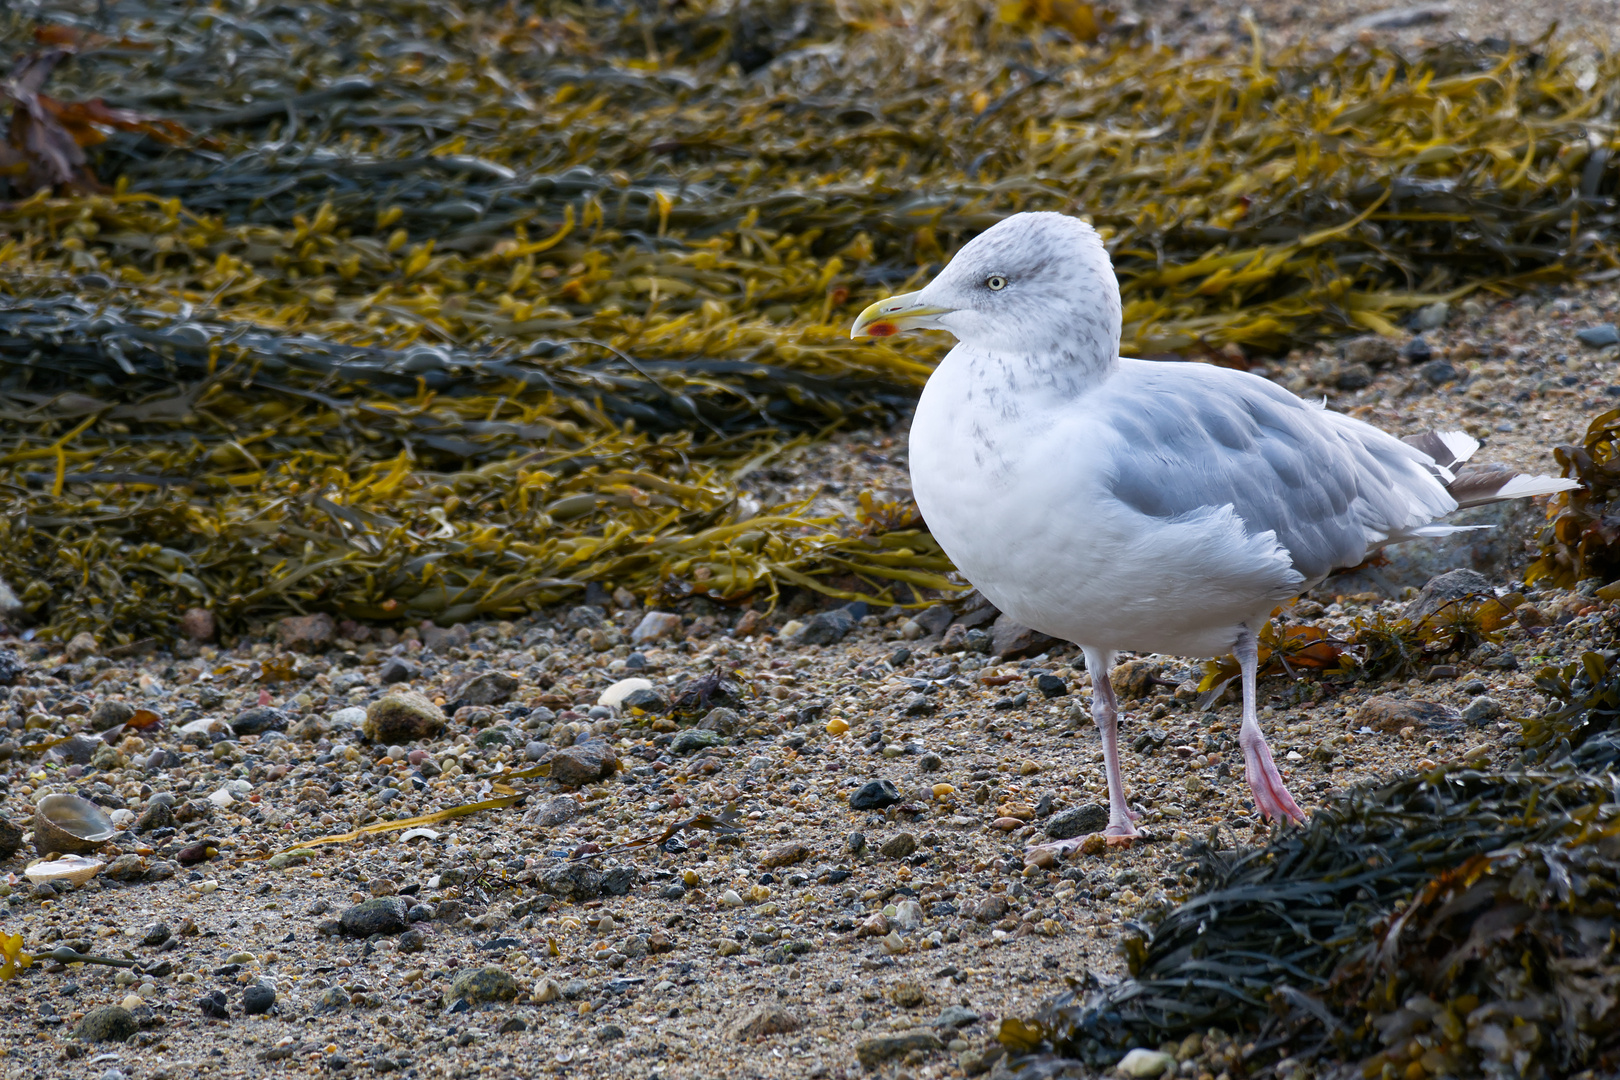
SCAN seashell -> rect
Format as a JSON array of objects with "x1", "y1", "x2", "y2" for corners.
[
  {"x1": 33, "y1": 794, "x2": 115, "y2": 858},
  {"x1": 25, "y1": 854, "x2": 106, "y2": 887}
]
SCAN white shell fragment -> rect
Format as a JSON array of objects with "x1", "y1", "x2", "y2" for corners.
[
  {"x1": 597, "y1": 677, "x2": 653, "y2": 711},
  {"x1": 25, "y1": 855, "x2": 106, "y2": 887}
]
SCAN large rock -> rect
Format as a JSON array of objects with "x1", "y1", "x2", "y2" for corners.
[
  {"x1": 856, "y1": 1029, "x2": 943, "y2": 1069},
  {"x1": 1359, "y1": 696, "x2": 1461, "y2": 734},
  {"x1": 454, "y1": 671, "x2": 518, "y2": 706},
  {"x1": 797, "y1": 607, "x2": 856, "y2": 645},
  {"x1": 631, "y1": 611, "x2": 683, "y2": 645},
  {"x1": 1043, "y1": 804, "x2": 1108, "y2": 840},
  {"x1": 550, "y1": 741, "x2": 618, "y2": 787},
  {"x1": 339, "y1": 896, "x2": 411, "y2": 937},
  {"x1": 363, "y1": 690, "x2": 445, "y2": 743},
  {"x1": 990, "y1": 613, "x2": 1057, "y2": 660},
  {"x1": 445, "y1": 966, "x2": 519, "y2": 1006},
  {"x1": 1405, "y1": 568, "x2": 1492, "y2": 622},
  {"x1": 72, "y1": 1005, "x2": 138, "y2": 1042},
  {"x1": 276, "y1": 612, "x2": 336, "y2": 653}
]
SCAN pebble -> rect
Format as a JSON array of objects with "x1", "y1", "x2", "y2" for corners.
[
  {"x1": 760, "y1": 841, "x2": 811, "y2": 868},
  {"x1": 848, "y1": 779, "x2": 902, "y2": 810},
  {"x1": 879, "y1": 832, "x2": 918, "y2": 859},
  {"x1": 730, "y1": 1004, "x2": 804, "y2": 1040},
  {"x1": 1576, "y1": 323, "x2": 1620, "y2": 348},
  {"x1": 1463, "y1": 695, "x2": 1504, "y2": 724},
  {"x1": 855, "y1": 1029, "x2": 943, "y2": 1068},
  {"x1": 71, "y1": 1005, "x2": 138, "y2": 1042},
  {"x1": 243, "y1": 984, "x2": 276, "y2": 1015},
  {"x1": 631, "y1": 611, "x2": 684, "y2": 644},
  {"x1": 231, "y1": 706, "x2": 287, "y2": 736},
  {"x1": 363, "y1": 689, "x2": 446, "y2": 743},
  {"x1": 339, "y1": 897, "x2": 411, "y2": 937},
  {"x1": 549, "y1": 741, "x2": 619, "y2": 786},
  {"x1": 597, "y1": 677, "x2": 654, "y2": 710},
  {"x1": 670, "y1": 728, "x2": 722, "y2": 754},
  {"x1": 1042, "y1": 803, "x2": 1109, "y2": 840},
  {"x1": 445, "y1": 966, "x2": 519, "y2": 1005}
]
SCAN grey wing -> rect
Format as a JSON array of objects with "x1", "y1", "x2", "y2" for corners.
[{"x1": 1100, "y1": 365, "x2": 1442, "y2": 583}]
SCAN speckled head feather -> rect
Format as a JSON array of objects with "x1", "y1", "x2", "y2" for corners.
[{"x1": 915, "y1": 211, "x2": 1122, "y2": 371}]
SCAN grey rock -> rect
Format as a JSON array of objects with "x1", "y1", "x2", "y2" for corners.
[
  {"x1": 140, "y1": 922, "x2": 171, "y2": 947},
  {"x1": 1336, "y1": 362, "x2": 1374, "y2": 391},
  {"x1": 698, "y1": 707, "x2": 742, "y2": 735},
  {"x1": 538, "y1": 864, "x2": 604, "y2": 902},
  {"x1": 1417, "y1": 358, "x2": 1459, "y2": 385},
  {"x1": 934, "y1": 1005, "x2": 979, "y2": 1029},
  {"x1": 902, "y1": 693, "x2": 936, "y2": 716},
  {"x1": 89, "y1": 699, "x2": 137, "y2": 732},
  {"x1": 974, "y1": 894, "x2": 1008, "y2": 922},
  {"x1": 913, "y1": 604, "x2": 954, "y2": 637},
  {"x1": 0, "y1": 816, "x2": 23, "y2": 858},
  {"x1": 621, "y1": 687, "x2": 667, "y2": 713},
  {"x1": 276, "y1": 612, "x2": 336, "y2": 653},
  {"x1": 879, "y1": 832, "x2": 918, "y2": 859},
  {"x1": 550, "y1": 741, "x2": 618, "y2": 786},
  {"x1": 670, "y1": 728, "x2": 722, "y2": 754},
  {"x1": 1414, "y1": 300, "x2": 1450, "y2": 330},
  {"x1": 1360, "y1": 696, "x2": 1462, "y2": 734},
  {"x1": 1044, "y1": 803, "x2": 1109, "y2": 840},
  {"x1": 1405, "y1": 568, "x2": 1492, "y2": 621},
  {"x1": 0, "y1": 648, "x2": 22, "y2": 686},
  {"x1": 445, "y1": 966, "x2": 519, "y2": 1006},
  {"x1": 797, "y1": 607, "x2": 856, "y2": 645},
  {"x1": 1400, "y1": 336, "x2": 1433, "y2": 363},
  {"x1": 602, "y1": 867, "x2": 638, "y2": 896},
  {"x1": 1463, "y1": 695, "x2": 1504, "y2": 725},
  {"x1": 534, "y1": 796, "x2": 579, "y2": 826},
  {"x1": 363, "y1": 690, "x2": 445, "y2": 743},
  {"x1": 1576, "y1": 323, "x2": 1620, "y2": 348},
  {"x1": 243, "y1": 984, "x2": 276, "y2": 1015},
  {"x1": 378, "y1": 657, "x2": 418, "y2": 684},
  {"x1": 1342, "y1": 335, "x2": 1400, "y2": 368},
  {"x1": 456, "y1": 671, "x2": 518, "y2": 706},
  {"x1": 849, "y1": 779, "x2": 902, "y2": 810},
  {"x1": 56, "y1": 733, "x2": 101, "y2": 765},
  {"x1": 231, "y1": 707, "x2": 288, "y2": 737},
  {"x1": 631, "y1": 611, "x2": 683, "y2": 645},
  {"x1": 72, "y1": 1005, "x2": 138, "y2": 1042},
  {"x1": 855, "y1": 1029, "x2": 944, "y2": 1068},
  {"x1": 990, "y1": 613, "x2": 1056, "y2": 660},
  {"x1": 1035, "y1": 674, "x2": 1068, "y2": 698},
  {"x1": 339, "y1": 896, "x2": 411, "y2": 937},
  {"x1": 731, "y1": 1004, "x2": 804, "y2": 1039},
  {"x1": 103, "y1": 853, "x2": 147, "y2": 882},
  {"x1": 847, "y1": 831, "x2": 866, "y2": 854},
  {"x1": 597, "y1": 1023, "x2": 625, "y2": 1043}
]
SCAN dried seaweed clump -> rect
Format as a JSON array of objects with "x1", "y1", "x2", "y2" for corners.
[{"x1": 1527, "y1": 406, "x2": 1620, "y2": 589}]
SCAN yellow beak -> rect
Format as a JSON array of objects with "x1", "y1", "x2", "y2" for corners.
[{"x1": 849, "y1": 291, "x2": 955, "y2": 340}]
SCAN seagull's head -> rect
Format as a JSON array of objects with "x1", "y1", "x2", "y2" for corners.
[{"x1": 850, "y1": 212, "x2": 1121, "y2": 359}]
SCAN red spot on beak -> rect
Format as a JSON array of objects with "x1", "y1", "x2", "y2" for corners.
[{"x1": 866, "y1": 322, "x2": 897, "y2": 337}]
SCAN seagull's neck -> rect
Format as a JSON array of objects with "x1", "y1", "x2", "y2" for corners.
[{"x1": 953, "y1": 337, "x2": 1118, "y2": 403}]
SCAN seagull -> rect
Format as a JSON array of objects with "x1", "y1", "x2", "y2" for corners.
[{"x1": 851, "y1": 211, "x2": 1577, "y2": 838}]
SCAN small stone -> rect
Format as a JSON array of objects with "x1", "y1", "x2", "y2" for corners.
[
  {"x1": 1116, "y1": 1048, "x2": 1176, "y2": 1078},
  {"x1": 879, "y1": 832, "x2": 918, "y2": 859},
  {"x1": 1400, "y1": 336, "x2": 1433, "y2": 363},
  {"x1": 1342, "y1": 334, "x2": 1400, "y2": 368},
  {"x1": 56, "y1": 732, "x2": 101, "y2": 765},
  {"x1": 620, "y1": 687, "x2": 667, "y2": 713},
  {"x1": 1414, "y1": 300, "x2": 1450, "y2": 330},
  {"x1": 498, "y1": 1017, "x2": 527, "y2": 1034},
  {"x1": 445, "y1": 966, "x2": 519, "y2": 1006},
  {"x1": 731, "y1": 1004, "x2": 804, "y2": 1040},
  {"x1": 1462, "y1": 696, "x2": 1503, "y2": 725},
  {"x1": 1405, "y1": 568, "x2": 1491, "y2": 621},
  {"x1": 760, "y1": 841, "x2": 810, "y2": 869},
  {"x1": 914, "y1": 604, "x2": 954, "y2": 637},
  {"x1": 974, "y1": 895, "x2": 1007, "y2": 923},
  {"x1": 231, "y1": 706, "x2": 288, "y2": 737},
  {"x1": 455, "y1": 671, "x2": 518, "y2": 706},
  {"x1": 141, "y1": 922, "x2": 172, "y2": 948},
  {"x1": 0, "y1": 648, "x2": 22, "y2": 686},
  {"x1": 847, "y1": 831, "x2": 866, "y2": 854},
  {"x1": 1416, "y1": 358, "x2": 1459, "y2": 386},
  {"x1": 243, "y1": 984, "x2": 276, "y2": 1015},
  {"x1": 717, "y1": 939, "x2": 743, "y2": 956},
  {"x1": 0, "y1": 817, "x2": 24, "y2": 858},
  {"x1": 1035, "y1": 673, "x2": 1068, "y2": 698},
  {"x1": 631, "y1": 611, "x2": 684, "y2": 645},
  {"x1": 197, "y1": 989, "x2": 230, "y2": 1020},
  {"x1": 698, "y1": 706, "x2": 742, "y2": 734},
  {"x1": 1576, "y1": 323, "x2": 1620, "y2": 348},
  {"x1": 855, "y1": 1029, "x2": 943, "y2": 1068},
  {"x1": 134, "y1": 801, "x2": 174, "y2": 833},
  {"x1": 534, "y1": 796, "x2": 580, "y2": 826},
  {"x1": 890, "y1": 980, "x2": 926, "y2": 1007},
  {"x1": 1043, "y1": 804, "x2": 1109, "y2": 840},
  {"x1": 797, "y1": 607, "x2": 857, "y2": 645},
  {"x1": 537, "y1": 864, "x2": 604, "y2": 902},
  {"x1": 670, "y1": 728, "x2": 722, "y2": 754},
  {"x1": 891, "y1": 899, "x2": 923, "y2": 930},
  {"x1": 339, "y1": 897, "x2": 410, "y2": 937},
  {"x1": 532, "y1": 977, "x2": 563, "y2": 1003},
  {"x1": 935, "y1": 1005, "x2": 979, "y2": 1029},
  {"x1": 103, "y1": 853, "x2": 147, "y2": 882},
  {"x1": 849, "y1": 779, "x2": 902, "y2": 810},
  {"x1": 990, "y1": 613, "x2": 1056, "y2": 660},
  {"x1": 88, "y1": 699, "x2": 137, "y2": 732},
  {"x1": 378, "y1": 657, "x2": 418, "y2": 684},
  {"x1": 1110, "y1": 660, "x2": 1159, "y2": 700},
  {"x1": 363, "y1": 690, "x2": 446, "y2": 743},
  {"x1": 72, "y1": 1005, "x2": 138, "y2": 1042},
  {"x1": 276, "y1": 612, "x2": 336, "y2": 653},
  {"x1": 1336, "y1": 362, "x2": 1374, "y2": 391},
  {"x1": 551, "y1": 741, "x2": 618, "y2": 787},
  {"x1": 597, "y1": 1023, "x2": 625, "y2": 1043},
  {"x1": 65, "y1": 631, "x2": 99, "y2": 663},
  {"x1": 180, "y1": 607, "x2": 216, "y2": 642},
  {"x1": 1359, "y1": 696, "x2": 1461, "y2": 734}
]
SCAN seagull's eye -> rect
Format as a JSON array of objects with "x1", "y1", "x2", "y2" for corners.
[{"x1": 985, "y1": 275, "x2": 1008, "y2": 291}]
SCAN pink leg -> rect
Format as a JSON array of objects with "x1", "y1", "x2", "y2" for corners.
[
  {"x1": 1235, "y1": 626, "x2": 1304, "y2": 824},
  {"x1": 1082, "y1": 646, "x2": 1141, "y2": 837}
]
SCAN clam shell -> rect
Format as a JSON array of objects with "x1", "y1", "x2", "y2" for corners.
[
  {"x1": 33, "y1": 794, "x2": 116, "y2": 858},
  {"x1": 25, "y1": 854, "x2": 106, "y2": 887}
]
